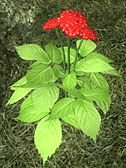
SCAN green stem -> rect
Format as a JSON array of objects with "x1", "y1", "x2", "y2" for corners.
[
  {"x1": 73, "y1": 39, "x2": 83, "y2": 72},
  {"x1": 67, "y1": 37, "x2": 70, "y2": 74},
  {"x1": 55, "y1": 28, "x2": 66, "y2": 74}
]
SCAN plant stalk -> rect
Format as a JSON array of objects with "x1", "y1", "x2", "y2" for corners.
[
  {"x1": 55, "y1": 28, "x2": 66, "y2": 74},
  {"x1": 73, "y1": 39, "x2": 83, "y2": 72},
  {"x1": 67, "y1": 37, "x2": 70, "y2": 74}
]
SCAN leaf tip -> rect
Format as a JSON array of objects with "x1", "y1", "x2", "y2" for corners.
[
  {"x1": 5, "y1": 102, "x2": 9, "y2": 106},
  {"x1": 14, "y1": 46, "x2": 18, "y2": 50},
  {"x1": 12, "y1": 117, "x2": 19, "y2": 121}
]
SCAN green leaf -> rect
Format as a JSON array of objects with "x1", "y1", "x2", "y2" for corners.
[
  {"x1": 86, "y1": 52, "x2": 113, "y2": 63},
  {"x1": 77, "y1": 78, "x2": 86, "y2": 88},
  {"x1": 45, "y1": 43, "x2": 62, "y2": 64},
  {"x1": 50, "y1": 98, "x2": 75, "y2": 119},
  {"x1": 53, "y1": 65, "x2": 65, "y2": 78},
  {"x1": 49, "y1": 72, "x2": 58, "y2": 83},
  {"x1": 76, "y1": 58, "x2": 114, "y2": 72},
  {"x1": 32, "y1": 85, "x2": 59, "y2": 111},
  {"x1": 63, "y1": 72, "x2": 77, "y2": 90},
  {"x1": 70, "y1": 63, "x2": 85, "y2": 76},
  {"x1": 34, "y1": 116, "x2": 62, "y2": 165},
  {"x1": 16, "y1": 94, "x2": 49, "y2": 122},
  {"x1": 26, "y1": 64, "x2": 54, "y2": 86},
  {"x1": 10, "y1": 76, "x2": 27, "y2": 90},
  {"x1": 75, "y1": 71, "x2": 85, "y2": 76},
  {"x1": 74, "y1": 99, "x2": 101, "y2": 141},
  {"x1": 28, "y1": 61, "x2": 42, "y2": 69},
  {"x1": 90, "y1": 73, "x2": 109, "y2": 91},
  {"x1": 103, "y1": 69, "x2": 121, "y2": 76},
  {"x1": 59, "y1": 47, "x2": 76, "y2": 64},
  {"x1": 68, "y1": 88, "x2": 85, "y2": 99},
  {"x1": 62, "y1": 111, "x2": 80, "y2": 129},
  {"x1": 80, "y1": 88, "x2": 110, "y2": 101},
  {"x1": 15, "y1": 44, "x2": 50, "y2": 63},
  {"x1": 7, "y1": 87, "x2": 32, "y2": 105},
  {"x1": 96, "y1": 96, "x2": 111, "y2": 114},
  {"x1": 20, "y1": 82, "x2": 52, "y2": 89},
  {"x1": 77, "y1": 76, "x2": 96, "y2": 89},
  {"x1": 28, "y1": 61, "x2": 59, "y2": 85},
  {"x1": 77, "y1": 39, "x2": 96, "y2": 57},
  {"x1": 56, "y1": 83, "x2": 84, "y2": 99}
]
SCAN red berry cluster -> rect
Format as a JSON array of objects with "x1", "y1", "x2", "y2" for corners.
[
  {"x1": 44, "y1": 10, "x2": 98, "y2": 40},
  {"x1": 44, "y1": 18, "x2": 60, "y2": 30}
]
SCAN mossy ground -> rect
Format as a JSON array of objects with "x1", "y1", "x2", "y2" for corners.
[{"x1": 0, "y1": 0, "x2": 126, "y2": 167}]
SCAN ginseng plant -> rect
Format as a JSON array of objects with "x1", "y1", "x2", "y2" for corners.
[{"x1": 7, "y1": 10, "x2": 120, "y2": 165}]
